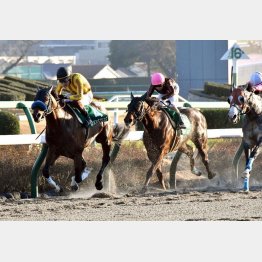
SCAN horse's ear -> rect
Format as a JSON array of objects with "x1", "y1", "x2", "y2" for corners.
[
  {"x1": 131, "y1": 92, "x2": 134, "y2": 100},
  {"x1": 48, "y1": 86, "x2": 54, "y2": 93},
  {"x1": 140, "y1": 92, "x2": 147, "y2": 101}
]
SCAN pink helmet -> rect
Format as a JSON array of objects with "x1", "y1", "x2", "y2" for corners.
[{"x1": 151, "y1": 72, "x2": 165, "y2": 86}]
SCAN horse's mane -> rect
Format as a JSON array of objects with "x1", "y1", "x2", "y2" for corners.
[
  {"x1": 144, "y1": 97, "x2": 164, "y2": 110},
  {"x1": 242, "y1": 88, "x2": 262, "y2": 115}
]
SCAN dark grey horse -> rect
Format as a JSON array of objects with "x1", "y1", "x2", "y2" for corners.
[{"x1": 228, "y1": 86, "x2": 262, "y2": 191}]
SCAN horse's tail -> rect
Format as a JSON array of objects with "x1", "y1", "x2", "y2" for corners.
[{"x1": 110, "y1": 123, "x2": 130, "y2": 163}]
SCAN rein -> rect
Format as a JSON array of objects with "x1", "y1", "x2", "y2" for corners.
[
  {"x1": 133, "y1": 101, "x2": 151, "y2": 121},
  {"x1": 232, "y1": 91, "x2": 253, "y2": 115}
]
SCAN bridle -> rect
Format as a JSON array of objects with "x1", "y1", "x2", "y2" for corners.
[
  {"x1": 128, "y1": 100, "x2": 150, "y2": 122},
  {"x1": 32, "y1": 87, "x2": 61, "y2": 119},
  {"x1": 230, "y1": 91, "x2": 253, "y2": 116}
]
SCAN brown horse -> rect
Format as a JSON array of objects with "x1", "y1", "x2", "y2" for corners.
[
  {"x1": 228, "y1": 86, "x2": 262, "y2": 191},
  {"x1": 31, "y1": 86, "x2": 129, "y2": 192},
  {"x1": 124, "y1": 93, "x2": 216, "y2": 191}
]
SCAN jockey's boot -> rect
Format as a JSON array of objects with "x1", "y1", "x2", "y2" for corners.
[
  {"x1": 73, "y1": 100, "x2": 93, "y2": 127},
  {"x1": 177, "y1": 114, "x2": 186, "y2": 129}
]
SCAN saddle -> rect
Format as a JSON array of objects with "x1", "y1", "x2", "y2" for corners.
[
  {"x1": 67, "y1": 103, "x2": 108, "y2": 127},
  {"x1": 161, "y1": 107, "x2": 191, "y2": 135}
]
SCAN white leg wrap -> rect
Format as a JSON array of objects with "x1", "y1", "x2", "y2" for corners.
[
  {"x1": 81, "y1": 167, "x2": 92, "y2": 181},
  {"x1": 71, "y1": 176, "x2": 78, "y2": 187},
  {"x1": 46, "y1": 177, "x2": 60, "y2": 192}
]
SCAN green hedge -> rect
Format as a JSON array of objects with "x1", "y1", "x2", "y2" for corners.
[
  {"x1": 204, "y1": 81, "x2": 232, "y2": 98},
  {"x1": 135, "y1": 108, "x2": 243, "y2": 131},
  {"x1": 200, "y1": 108, "x2": 242, "y2": 129},
  {"x1": 0, "y1": 76, "x2": 52, "y2": 101},
  {"x1": 0, "y1": 111, "x2": 20, "y2": 135},
  {"x1": 0, "y1": 91, "x2": 26, "y2": 101}
]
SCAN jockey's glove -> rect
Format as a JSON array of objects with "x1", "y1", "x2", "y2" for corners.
[
  {"x1": 62, "y1": 99, "x2": 71, "y2": 103},
  {"x1": 58, "y1": 94, "x2": 66, "y2": 99}
]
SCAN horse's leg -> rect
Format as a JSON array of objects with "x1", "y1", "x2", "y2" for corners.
[
  {"x1": 71, "y1": 155, "x2": 91, "y2": 191},
  {"x1": 42, "y1": 149, "x2": 61, "y2": 192},
  {"x1": 144, "y1": 152, "x2": 166, "y2": 191},
  {"x1": 156, "y1": 166, "x2": 167, "y2": 190},
  {"x1": 194, "y1": 138, "x2": 216, "y2": 179},
  {"x1": 95, "y1": 140, "x2": 111, "y2": 191},
  {"x1": 178, "y1": 143, "x2": 202, "y2": 176},
  {"x1": 243, "y1": 138, "x2": 262, "y2": 175}
]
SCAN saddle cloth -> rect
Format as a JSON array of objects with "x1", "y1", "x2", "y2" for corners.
[
  {"x1": 161, "y1": 107, "x2": 191, "y2": 135},
  {"x1": 67, "y1": 104, "x2": 108, "y2": 127}
]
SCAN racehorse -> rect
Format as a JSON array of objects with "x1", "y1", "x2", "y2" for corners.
[
  {"x1": 228, "y1": 86, "x2": 262, "y2": 191},
  {"x1": 124, "y1": 93, "x2": 216, "y2": 191},
  {"x1": 31, "y1": 86, "x2": 129, "y2": 192}
]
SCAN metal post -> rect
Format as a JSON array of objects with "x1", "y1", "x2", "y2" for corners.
[
  {"x1": 169, "y1": 151, "x2": 183, "y2": 189},
  {"x1": 31, "y1": 143, "x2": 48, "y2": 198},
  {"x1": 232, "y1": 59, "x2": 238, "y2": 87},
  {"x1": 16, "y1": 102, "x2": 36, "y2": 134}
]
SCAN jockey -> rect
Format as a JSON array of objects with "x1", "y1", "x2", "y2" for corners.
[
  {"x1": 247, "y1": 71, "x2": 262, "y2": 93},
  {"x1": 55, "y1": 67, "x2": 93, "y2": 127},
  {"x1": 146, "y1": 72, "x2": 186, "y2": 129}
]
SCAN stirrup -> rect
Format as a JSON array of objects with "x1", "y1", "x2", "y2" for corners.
[{"x1": 179, "y1": 123, "x2": 186, "y2": 129}]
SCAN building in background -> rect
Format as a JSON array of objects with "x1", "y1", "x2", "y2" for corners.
[
  {"x1": 2, "y1": 40, "x2": 262, "y2": 99},
  {"x1": 175, "y1": 40, "x2": 232, "y2": 98}
]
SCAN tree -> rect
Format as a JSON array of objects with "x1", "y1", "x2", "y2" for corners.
[
  {"x1": 0, "y1": 40, "x2": 42, "y2": 74},
  {"x1": 108, "y1": 40, "x2": 177, "y2": 78}
]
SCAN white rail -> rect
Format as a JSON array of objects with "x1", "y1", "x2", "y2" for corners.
[
  {"x1": 0, "y1": 100, "x2": 230, "y2": 110},
  {"x1": 0, "y1": 129, "x2": 243, "y2": 146}
]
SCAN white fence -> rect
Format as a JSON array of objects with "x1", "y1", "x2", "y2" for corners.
[
  {"x1": 0, "y1": 129, "x2": 243, "y2": 146},
  {"x1": 0, "y1": 99, "x2": 241, "y2": 145}
]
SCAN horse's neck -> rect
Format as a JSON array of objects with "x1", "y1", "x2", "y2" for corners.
[
  {"x1": 45, "y1": 97, "x2": 72, "y2": 128},
  {"x1": 142, "y1": 106, "x2": 163, "y2": 130},
  {"x1": 245, "y1": 92, "x2": 262, "y2": 115}
]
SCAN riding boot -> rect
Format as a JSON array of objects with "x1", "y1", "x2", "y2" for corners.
[
  {"x1": 177, "y1": 113, "x2": 186, "y2": 129},
  {"x1": 73, "y1": 101, "x2": 93, "y2": 127},
  {"x1": 171, "y1": 105, "x2": 186, "y2": 129}
]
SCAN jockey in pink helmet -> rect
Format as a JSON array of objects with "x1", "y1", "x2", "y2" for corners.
[
  {"x1": 247, "y1": 71, "x2": 262, "y2": 93},
  {"x1": 147, "y1": 72, "x2": 186, "y2": 129}
]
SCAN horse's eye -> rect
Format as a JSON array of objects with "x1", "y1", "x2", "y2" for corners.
[
  {"x1": 238, "y1": 96, "x2": 244, "y2": 103},
  {"x1": 227, "y1": 95, "x2": 233, "y2": 104}
]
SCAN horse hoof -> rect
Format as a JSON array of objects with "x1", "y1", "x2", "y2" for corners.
[
  {"x1": 192, "y1": 167, "x2": 202, "y2": 176},
  {"x1": 141, "y1": 187, "x2": 147, "y2": 194},
  {"x1": 208, "y1": 172, "x2": 216, "y2": 179},
  {"x1": 95, "y1": 182, "x2": 103, "y2": 191},
  {"x1": 71, "y1": 184, "x2": 79, "y2": 191}
]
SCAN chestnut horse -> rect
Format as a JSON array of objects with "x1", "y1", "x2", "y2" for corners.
[
  {"x1": 228, "y1": 86, "x2": 262, "y2": 191},
  {"x1": 31, "y1": 86, "x2": 129, "y2": 192},
  {"x1": 124, "y1": 93, "x2": 216, "y2": 191}
]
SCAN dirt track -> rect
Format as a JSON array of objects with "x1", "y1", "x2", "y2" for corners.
[
  {"x1": 1, "y1": 186, "x2": 262, "y2": 221},
  {"x1": 0, "y1": 120, "x2": 259, "y2": 221}
]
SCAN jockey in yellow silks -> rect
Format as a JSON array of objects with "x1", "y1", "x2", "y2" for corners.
[{"x1": 55, "y1": 67, "x2": 94, "y2": 127}]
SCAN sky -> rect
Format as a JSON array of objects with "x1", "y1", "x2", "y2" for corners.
[
  {"x1": 0, "y1": 0, "x2": 261, "y2": 41},
  {"x1": 1, "y1": 1, "x2": 262, "y2": 262}
]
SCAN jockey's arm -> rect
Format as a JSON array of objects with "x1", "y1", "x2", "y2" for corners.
[
  {"x1": 162, "y1": 82, "x2": 175, "y2": 100},
  {"x1": 55, "y1": 83, "x2": 64, "y2": 95},
  {"x1": 68, "y1": 77, "x2": 84, "y2": 101},
  {"x1": 147, "y1": 85, "x2": 155, "y2": 97}
]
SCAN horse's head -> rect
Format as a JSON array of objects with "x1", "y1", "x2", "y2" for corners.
[
  {"x1": 124, "y1": 92, "x2": 147, "y2": 127},
  {"x1": 31, "y1": 86, "x2": 56, "y2": 123},
  {"x1": 227, "y1": 86, "x2": 250, "y2": 124}
]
